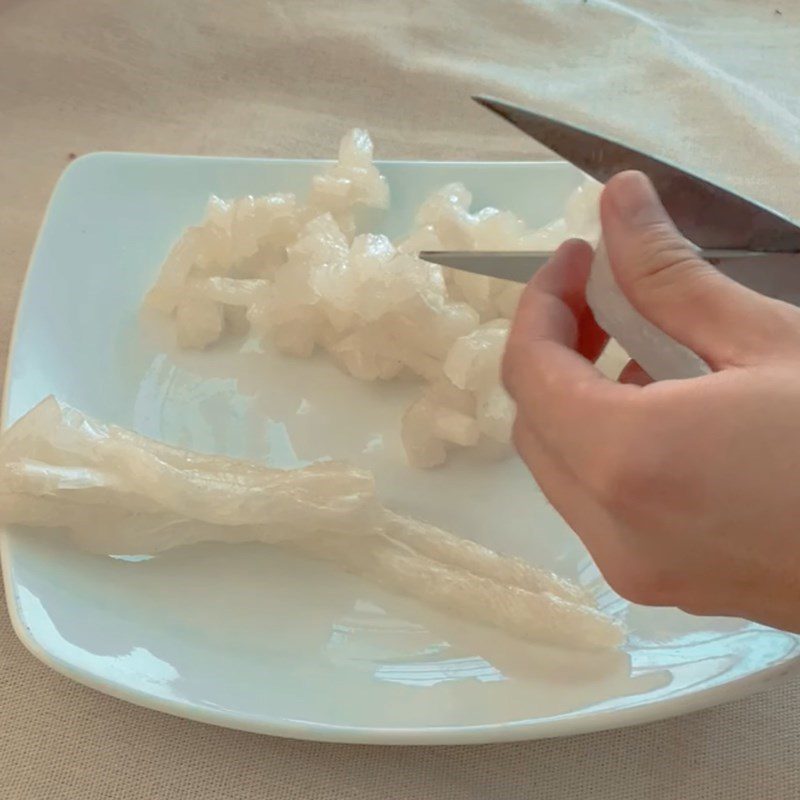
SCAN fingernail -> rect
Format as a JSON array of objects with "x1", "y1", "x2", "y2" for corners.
[{"x1": 606, "y1": 170, "x2": 665, "y2": 227}]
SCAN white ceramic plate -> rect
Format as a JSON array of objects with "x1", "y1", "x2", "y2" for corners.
[{"x1": 3, "y1": 154, "x2": 799, "y2": 745}]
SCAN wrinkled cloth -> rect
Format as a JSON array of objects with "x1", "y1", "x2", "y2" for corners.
[{"x1": 2, "y1": 1, "x2": 800, "y2": 798}]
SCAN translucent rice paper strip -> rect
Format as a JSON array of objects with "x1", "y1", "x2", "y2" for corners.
[
  {"x1": 0, "y1": 397, "x2": 382, "y2": 553},
  {"x1": 0, "y1": 397, "x2": 624, "y2": 650}
]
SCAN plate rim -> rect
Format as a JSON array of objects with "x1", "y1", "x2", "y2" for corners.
[
  {"x1": 1, "y1": 589, "x2": 797, "y2": 744},
  {"x1": 3, "y1": 151, "x2": 799, "y2": 745}
]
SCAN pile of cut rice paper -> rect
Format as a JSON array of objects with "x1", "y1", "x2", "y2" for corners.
[{"x1": 145, "y1": 130, "x2": 605, "y2": 468}]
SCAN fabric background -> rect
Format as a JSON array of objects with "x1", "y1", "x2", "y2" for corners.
[{"x1": 3, "y1": 0, "x2": 800, "y2": 796}]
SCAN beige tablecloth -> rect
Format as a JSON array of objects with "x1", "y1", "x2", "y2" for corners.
[{"x1": 3, "y1": 1, "x2": 800, "y2": 797}]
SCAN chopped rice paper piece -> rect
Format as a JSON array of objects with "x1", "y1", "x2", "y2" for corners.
[
  {"x1": 146, "y1": 194, "x2": 301, "y2": 314},
  {"x1": 401, "y1": 321, "x2": 514, "y2": 465},
  {"x1": 326, "y1": 326, "x2": 405, "y2": 381},
  {"x1": 476, "y1": 383, "x2": 516, "y2": 443},
  {"x1": 186, "y1": 277, "x2": 269, "y2": 306},
  {"x1": 249, "y1": 211, "x2": 480, "y2": 385},
  {"x1": 401, "y1": 393, "x2": 480, "y2": 469},
  {"x1": 492, "y1": 279, "x2": 525, "y2": 319},
  {"x1": 396, "y1": 224, "x2": 442, "y2": 255},
  {"x1": 564, "y1": 178, "x2": 603, "y2": 244},
  {"x1": 175, "y1": 292, "x2": 225, "y2": 349},
  {"x1": 309, "y1": 129, "x2": 389, "y2": 236},
  {"x1": 444, "y1": 320, "x2": 510, "y2": 391}
]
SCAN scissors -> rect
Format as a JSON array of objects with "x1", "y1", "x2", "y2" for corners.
[{"x1": 421, "y1": 96, "x2": 800, "y2": 306}]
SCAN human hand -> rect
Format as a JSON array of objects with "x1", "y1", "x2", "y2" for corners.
[{"x1": 504, "y1": 170, "x2": 800, "y2": 630}]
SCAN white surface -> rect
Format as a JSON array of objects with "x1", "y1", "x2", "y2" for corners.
[{"x1": 3, "y1": 154, "x2": 798, "y2": 744}]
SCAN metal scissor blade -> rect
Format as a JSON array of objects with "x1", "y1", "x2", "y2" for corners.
[
  {"x1": 421, "y1": 249, "x2": 800, "y2": 306},
  {"x1": 420, "y1": 251, "x2": 552, "y2": 282},
  {"x1": 474, "y1": 95, "x2": 800, "y2": 253},
  {"x1": 421, "y1": 249, "x2": 767, "y2": 283}
]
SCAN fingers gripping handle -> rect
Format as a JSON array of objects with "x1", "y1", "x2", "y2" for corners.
[{"x1": 586, "y1": 239, "x2": 710, "y2": 381}]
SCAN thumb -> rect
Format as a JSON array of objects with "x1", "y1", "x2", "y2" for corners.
[{"x1": 600, "y1": 170, "x2": 798, "y2": 369}]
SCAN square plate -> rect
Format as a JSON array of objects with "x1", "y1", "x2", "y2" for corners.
[{"x1": 3, "y1": 153, "x2": 799, "y2": 744}]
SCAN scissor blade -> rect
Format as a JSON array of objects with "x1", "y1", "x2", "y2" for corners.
[
  {"x1": 421, "y1": 251, "x2": 552, "y2": 282},
  {"x1": 421, "y1": 250, "x2": 800, "y2": 306},
  {"x1": 474, "y1": 95, "x2": 800, "y2": 253},
  {"x1": 422, "y1": 249, "x2": 764, "y2": 283},
  {"x1": 421, "y1": 249, "x2": 746, "y2": 282}
]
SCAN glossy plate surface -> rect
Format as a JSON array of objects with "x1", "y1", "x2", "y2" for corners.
[{"x1": 3, "y1": 154, "x2": 798, "y2": 744}]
